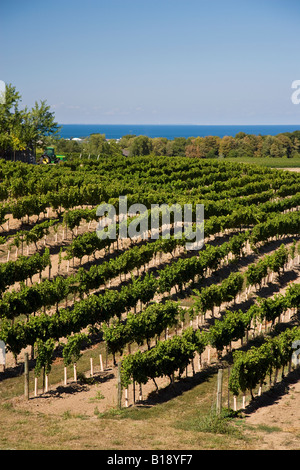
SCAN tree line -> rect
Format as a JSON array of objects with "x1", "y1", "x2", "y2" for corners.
[
  {"x1": 56, "y1": 130, "x2": 300, "y2": 160},
  {"x1": 1, "y1": 82, "x2": 299, "y2": 160},
  {"x1": 0, "y1": 84, "x2": 59, "y2": 160}
]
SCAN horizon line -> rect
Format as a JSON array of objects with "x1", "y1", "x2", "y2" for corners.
[{"x1": 58, "y1": 123, "x2": 300, "y2": 126}]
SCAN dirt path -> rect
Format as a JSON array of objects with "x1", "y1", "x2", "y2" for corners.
[
  {"x1": 280, "y1": 168, "x2": 300, "y2": 172},
  {"x1": 244, "y1": 371, "x2": 300, "y2": 450},
  {"x1": 11, "y1": 359, "x2": 173, "y2": 418}
]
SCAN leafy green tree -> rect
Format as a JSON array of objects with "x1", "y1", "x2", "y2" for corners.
[
  {"x1": 55, "y1": 138, "x2": 82, "y2": 154},
  {"x1": 0, "y1": 84, "x2": 26, "y2": 156},
  {"x1": 129, "y1": 135, "x2": 152, "y2": 156},
  {"x1": 118, "y1": 134, "x2": 136, "y2": 150},
  {"x1": 152, "y1": 137, "x2": 168, "y2": 155},
  {"x1": 0, "y1": 83, "x2": 60, "y2": 158},
  {"x1": 24, "y1": 99, "x2": 61, "y2": 152},
  {"x1": 219, "y1": 135, "x2": 236, "y2": 157},
  {"x1": 82, "y1": 133, "x2": 106, "y2": 155},
  {"x1": 171, "y1": 137, "x2": 187, "y2": 157}
]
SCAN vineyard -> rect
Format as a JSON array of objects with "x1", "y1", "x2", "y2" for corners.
[{"x1": 0, "y1": 155, "x2": 299, "y2": 448}]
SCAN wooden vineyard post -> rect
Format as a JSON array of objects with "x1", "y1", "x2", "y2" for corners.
[
  {"x1": 242, "y1": 394, "x2": 246, "y2": 409},
  {"x1": 0, "y1": 341, "x2": 6, "y2": 373},
  {"x1": 216, "y1": 368, "x2": 223, "y2": 415},
  {"x1": 198, "y1": 353, "x2": 202, "y2": 371},
  {"x1": 207, "y1": 347, "x2": 211, "y2": 365},
  {"x1": 258, "y1": 381, "x2": 262, "y2": 397},
  {"x1": 24, "y1": 352, "x2": 29, "y2": 400},
  {"x1": 99, "y1": 354, "x2": 104, "y2": 372},
  {"x1": 74, "y1": 363, "x2": 77, "y2": 382},
  {"x1": 105, "y1": 342, "x2": 108, "y2": 369},
  {"x1": 64, "y1": 366, "x2": 67, "y2": 385},
  {"x1": 227, "y1": 366, "x2": 231, "y2": 409},
  {"x1": 90, "y1": 358, "x2": 94, "y2": 377},
  {"x1": 233, "y1": 396, "x2": 237, "y2": 411},
  {"x1": 117, "y1": 362, "x2": 122, "y2": 409}
]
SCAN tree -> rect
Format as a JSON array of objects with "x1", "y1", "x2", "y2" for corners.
[
  {"x1": 292, "y1": 137, "x2": 300, "y2": 157},
  {"x1": 185, "y1": 139, "x2": 206, "y2": 158},
  {"x1": 276, "y1": 134, "x2": 293, "y2": 158},
  {"x1": 185, "y1": 136, "x2": 220, "y2": 158},
  {"x1": 270, "y1": 139, "x2": 285, "y2": 158},
  {"x1": 118, "y1": 134, "x2": 136, "y2": 150},
  {"x1": 171, "y1": 137, "x2": 187, "y2": 157},
  {"x1": 10, "y1": 122, "x2": 27, "y2": 161},
  {"x1": 82, "y1": 133, "x2": 106, "y2": 155},
  {"x1": 129, "y1": 135, "x2": 152, "y2": 156},
  {"x1": 55, "y1": 138, "x2": 82, "y2": 154},
  {"x1": 235, "y1": 135, "x2": 257, "y2": 158},
  {"x1": 24, "y1": 99, "x2": 61, "y2": 153},
  {"x1": 0, "y1": 83, "x2": 60, "y2": 158},
  {"x1": 0, "y1": 84, "x2": 26, "y2": 156},
  {"x1": 219, "y1": 136, "x2": 234, "y2": 157},
  {"x1": 152, "y1": 137, "x2": 168, "y2": 156}
]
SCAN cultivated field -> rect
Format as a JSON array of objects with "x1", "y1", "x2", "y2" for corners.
[{"x1": 0, "y1": 156, "x2": 299, "y2": 450}]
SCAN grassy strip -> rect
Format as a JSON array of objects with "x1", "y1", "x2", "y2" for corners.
[{"x1": 220, "y1": 156, "x2": 300, "y2": 168}]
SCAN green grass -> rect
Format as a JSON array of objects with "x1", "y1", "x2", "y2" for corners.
[
  {"x1": 0, "y1": 360, "x2": 271, "y2": 450},
  {"x1": 256, "y1": 424, "x2": 282, "y2": 433},
  {"x1": 219, "y1": 156, "x2": 300, "y2": 168},
  {"x1": 174, "y1": 408, "x2": 244, "y2": 437}
]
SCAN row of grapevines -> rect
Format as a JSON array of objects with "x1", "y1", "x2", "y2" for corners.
[
  {"x1": 229, "y1": 325, "x2": 300, "y2": 398},
  {"x1": 120, "y1": 327, "x2": 205, "y2": 389},
  {"x1": 0, "y1": 228, "x2": 250, "y2": 354},
  {"x1": 0, "y1": 248, "x2": 51, "y2": 293},
  {"x1": 102, "y1": 301, "x2": 183, "y2": 364},
  {"x1": 206, "y1": 282, "x2": 300, "y2": 356},
  {"x1": 120, "y1": 283, "x2": 300, "y2": 389},
  {"x1": 1, "y1": 210, "x2": 296, "y2": 358},
  {"x1": 111, "y1": 252, "x2": 298, "y2": 373},
  {"x1": 0, "y1": 203, "x2": 298, "y2": 328}
]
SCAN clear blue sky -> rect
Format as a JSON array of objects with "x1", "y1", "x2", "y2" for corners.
[{"x1": 1, "y1": 0, "x2": 300, "y2": 124}]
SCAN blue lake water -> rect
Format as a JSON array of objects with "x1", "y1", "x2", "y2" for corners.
[{"x1": 58, "y1": 124, "x2": 300, "y2": 140}]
